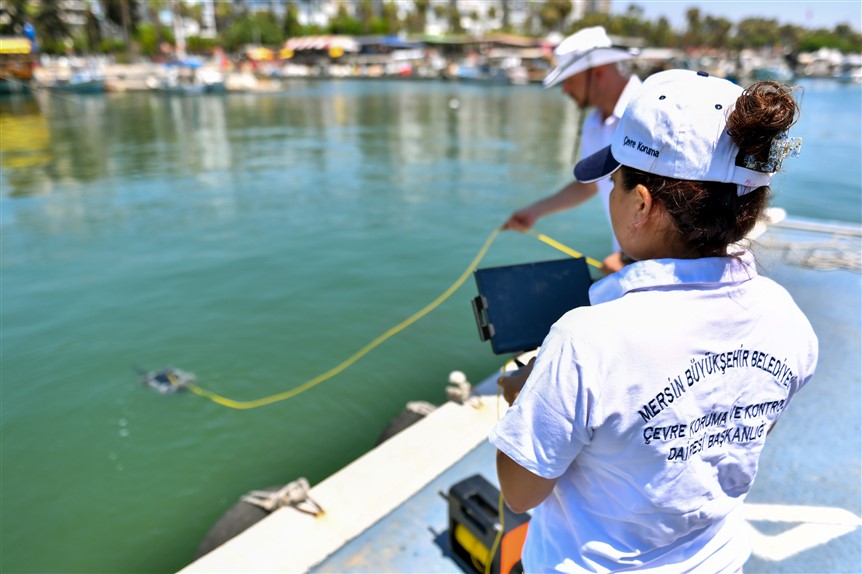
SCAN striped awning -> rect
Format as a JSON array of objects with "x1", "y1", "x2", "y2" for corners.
[{"x1": 284, "y1": 36, "x2": 359, "y2": 53}]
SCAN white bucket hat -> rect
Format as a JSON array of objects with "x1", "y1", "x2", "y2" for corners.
[
  {"x1": 543, "y1": 26, "x2": 636, "y2": 88},
  {"x1": 574, "y1": 69, "x2": 779, "y2": 195}
]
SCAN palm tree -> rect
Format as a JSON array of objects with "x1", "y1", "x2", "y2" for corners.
[
  {"x1": 412, "y1": 0, "x2": 429, "y2": 33},
  {"x1": 683, "y1": 7, "x2": 703, "y2": 49},
  {"x1": 703, "y1": 15, "x2": 732, "y2": 50}
]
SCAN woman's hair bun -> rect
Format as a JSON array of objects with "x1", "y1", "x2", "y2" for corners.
[{"x1": 727, "y1": 81, "x2": 800, "y2": 163}]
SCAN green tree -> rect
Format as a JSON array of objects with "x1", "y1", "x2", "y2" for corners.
[
  {"x1": 358, "y1": 0, "x2": 374, "y2": 34},
  {"x1": 34, "y1": 0, "x2": 69, "y2": 53},
  {"x1": 135, "y1": 23, "x2": 160, "y2": 56},
  {"x1": 501, "y1": 0, "x2": 511, "y2": 31},
  {"x1": 799, "y1": 24, "x2": 862, "y2": 53},
  {"x1": 433, "y1": 4, "x2": 445, "y2": 21},
  {"x1": 683, "y1": 7, "x2": 702, "y2": 48},
  {"x1": 142, "y1": 1, "x2": 171, "y2": 51},
  {"x1": 329, "y1": 3, "x2": 362, "y2": 35},
  {"x1": 649, "y1": 16, "x2": 677, "y2": 48},
  {"x1": 283, "y1": 2, "x2": 301, "y2": 37},
  {"x1": 539, "y1": 0, "x2": 572, "y2": 33},
  {"x1": 569, "y1": 10, "x2": 611, "y2": 34},
  {"x1": 85, "y1": 7, "x2": 102, "y2": 51},
  {"x1": 224, "y1": 12, "x2": 284, "y2": 51},
  {"x1": 703, "y1": 15, "x2": 732, "y2": 49},
  {"x1": 377, "y1": 1, "x2": 401, "y2": 35},
  {"x1": 405, "y1": 0, "x2": 428, "y2": 34},
  {"x1": 445, "y1": 1, "x2": 463, "y2": 34},
  {"x1": 778, "y1": 24, "x2": 804, "y2": 51},
  {"x1": 185, "y1": 35, "x2": 218, "y2": 54},
  {"x1": 214, "y1": 0, "x2": 235, "y2": 36},
  {"x1": 734, "y1": 17, "x2": 780, "y2": 49},
  {"x1": 832, "y1": 23, "x2": 862, "y2": 52},
  {"x1": 101, "y1": 0, "x2": 139, "y2": 42},
  {"x1": 617, "y1": 4, "x2": 649, "y2": 38},
  {"x1": 0, "y1": 0, "x2": 31, "y2": 35},
  {"x1": 177, "y1": 1, "x2": 199, "y2": 20},
  {"x1": 414, "y1": 0, "x2": 430, "y2": 33}
]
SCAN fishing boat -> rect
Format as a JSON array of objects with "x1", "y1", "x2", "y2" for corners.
[
  {"x1": 0, "y1": 36, "x2": 36, "y2": 95},
  {"x1": 37, "y1": 68, "x2": 106, "y2": 94},
  {"x1": 180, "y1": 210, "x2": 861, "y2": 574}
]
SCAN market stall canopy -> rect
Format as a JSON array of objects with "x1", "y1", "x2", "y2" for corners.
[{"x1": 284, "y1": 36, "x2": 360, "y2": 53}]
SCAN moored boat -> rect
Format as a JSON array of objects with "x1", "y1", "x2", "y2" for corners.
[
  {"x1": 147, "y1": 60, "x2": 226, "y2": 95},
  {"x1": 37, "y1": 70, "x2": 106, "y2": 94},
  {"x1": 0, "y1": 36, "x2": 36, "y2": 95}
]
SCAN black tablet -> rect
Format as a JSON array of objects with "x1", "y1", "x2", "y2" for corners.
[{"x1": 472, "y1": 257, "x2": 592, "y2": 355}]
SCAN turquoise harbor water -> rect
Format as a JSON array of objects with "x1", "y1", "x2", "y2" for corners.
[{"x1": 1, "y1": 79, "x2": 860, "y2": 573}]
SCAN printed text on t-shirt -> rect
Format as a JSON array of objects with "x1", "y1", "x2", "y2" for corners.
[
  {"x1": 637, "y1": 347, "x2": 796, "y2": 424},
  {"x1": 634, "y1": 347, "x2": 795, "y2": 463}
]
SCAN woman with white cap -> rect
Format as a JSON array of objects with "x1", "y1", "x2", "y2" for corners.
[
  {"x1": 490, "y1": 70, "x2": 817, "y2": 573},
  {"x1": 503, "y1": 26, "x2": 642, "y2": 274}
]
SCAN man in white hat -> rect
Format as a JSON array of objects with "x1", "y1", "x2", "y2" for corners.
[{"x1": 502, "y1": 26, "x2": 642, "y2": 273}]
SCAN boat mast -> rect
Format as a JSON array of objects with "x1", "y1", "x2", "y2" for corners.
[
  {"x1": 201, "y1": 0, "x2": 217, "y2": 39},
  {"x1": 171, "y1": 0, "x2": 186, "y2": 60}
]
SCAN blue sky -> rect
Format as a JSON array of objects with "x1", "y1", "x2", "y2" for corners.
[{"x1": 612, "y1": 1, "x2": 861, "y2": 31}]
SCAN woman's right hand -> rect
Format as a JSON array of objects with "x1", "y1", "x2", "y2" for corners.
[{"x1": 498, "y1": 358, "x2": 536, "y2": 406}]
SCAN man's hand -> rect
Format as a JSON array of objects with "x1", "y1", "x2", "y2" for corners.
[
  {"x1": 502, "y1": 208, "x2": 540, "y2": 232},
  {"x1": 497, "y1": 358, "x2": 536, "y2": 405}
]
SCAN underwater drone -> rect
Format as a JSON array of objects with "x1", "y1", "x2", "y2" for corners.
[{"x1": 140, "y1": 367, "x2": 195, "y2": 394}]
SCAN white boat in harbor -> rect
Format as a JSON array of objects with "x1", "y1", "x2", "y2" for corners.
[
  {"x1": 146, "y1": 60, "x2": 226, "y2": 95},
  {"x1": 180, "y1": 211, "x2": 861, "y2": 574}
]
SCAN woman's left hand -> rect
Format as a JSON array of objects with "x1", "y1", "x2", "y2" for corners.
[{"x1": 498, "y1": 357, "x2": 535, "y2": 406}]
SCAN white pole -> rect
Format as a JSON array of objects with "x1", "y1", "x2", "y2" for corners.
[
  {"x1": 202, "y1": 0, "x2": 217, "y2": 39},
  {"x1": 172, "y1": 0, "x2": 186, "y2": 59}
]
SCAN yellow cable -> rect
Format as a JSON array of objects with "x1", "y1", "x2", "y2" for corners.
[
  {"x1": 187, "y1": 228, "x2": 595, "y2": 410},
  {"x1": 188, "y1": 228, "x2": 500, "y2": 409},
  {"x1": 528, "y1": 230, "x2": 603, "y2": 269},
  {"x1": 484, "y1": 489, "x2": 506, "y2": 574},
  {"x1": 486, "y1": 362, "x2": 512, "y2": 574}
]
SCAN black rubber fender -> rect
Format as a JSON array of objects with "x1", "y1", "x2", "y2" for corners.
[
  {"x1": 194, "y1": 485, "x2": 279, "y2": 559},
  {"x1": 375, "y1": 401, "x2": 436, "y2": 445}
]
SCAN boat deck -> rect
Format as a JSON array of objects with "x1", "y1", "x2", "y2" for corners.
[{"x1": 182, "y1": 215, "x2": 861, "y2": 574}]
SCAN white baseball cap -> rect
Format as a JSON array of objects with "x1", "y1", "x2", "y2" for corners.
[
  {"x1": 574, "y1": 69, "x2": 774, "y2": 195},
  {"x1": 543, "y1": 26, "x2": 636, "y2": 88}
]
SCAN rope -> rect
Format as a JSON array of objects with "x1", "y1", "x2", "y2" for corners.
[{"x1": 187, "y1": 228, "x2": 599, "y2": 410}]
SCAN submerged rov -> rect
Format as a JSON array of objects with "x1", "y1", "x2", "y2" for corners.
[{"x1": 141, "y1": 367, "x2": 194, "y2": 394}]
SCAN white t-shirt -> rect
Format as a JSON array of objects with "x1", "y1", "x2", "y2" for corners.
[
  {"x1": 580, "y1": 75, "x2": 642, "y2": 253},
  {"x1": 489, "y1": 252, "x2": 818, "y2": 573}
]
